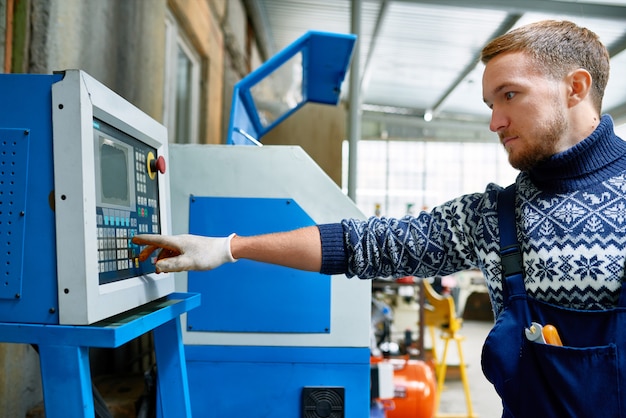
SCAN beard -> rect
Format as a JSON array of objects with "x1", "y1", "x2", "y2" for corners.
[{"x1": 505, "y1": 108, "x2": 567, "y2": 172}]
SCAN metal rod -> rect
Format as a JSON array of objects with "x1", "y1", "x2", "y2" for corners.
[{"x1": 347, "y1": 0, "x2": 362, "y2": 202}]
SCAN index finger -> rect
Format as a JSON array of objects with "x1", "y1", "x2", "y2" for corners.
[
  {"x1": 137, "y1": 244, "x2": 161, "y2": 262},
  {"x1": 132, "y1": 234, "x2": 178, "y2": 249}
]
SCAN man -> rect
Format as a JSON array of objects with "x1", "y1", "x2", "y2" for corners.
[{"x1": 134, "y1": 20, "x2": 626, "y2": 416}]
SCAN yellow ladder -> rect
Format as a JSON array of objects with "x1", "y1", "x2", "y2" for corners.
[{"x1": 423, "y1": 280, "x2": 477, "y2": 418}]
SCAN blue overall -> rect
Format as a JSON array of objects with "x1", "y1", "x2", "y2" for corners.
[{"x1": 481, "y1": 185, "x2": 626, "y2": 417}]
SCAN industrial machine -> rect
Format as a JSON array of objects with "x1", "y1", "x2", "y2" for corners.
[
  {"x1": 171, "y1": 144, "x2": 369, "y2": 417},
  {"x1": 0, "y1": 70, "x2": 175, "y2": 325},
  {"x1": 0, "y1": 70, "x2": 196, "y2": 418},
  {"x1": 167, "y1": 31, "x2": 380, "y2": 417}
]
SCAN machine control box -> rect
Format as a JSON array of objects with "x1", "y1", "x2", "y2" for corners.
[{"x1": 0, "y1": 70, "x2": 174, "y2": 325}]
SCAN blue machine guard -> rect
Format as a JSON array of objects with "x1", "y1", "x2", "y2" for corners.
[
  {"x1": 187, "y1": 196, "x2": 331, "y2": 333},
  {"x1": 226, "y1": 31, "x2": 356, "y2": 145}
]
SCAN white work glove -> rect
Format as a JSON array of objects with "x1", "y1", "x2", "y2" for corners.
[{"x1": 132, "y1": 233, "x2": 237, "y2": 273}]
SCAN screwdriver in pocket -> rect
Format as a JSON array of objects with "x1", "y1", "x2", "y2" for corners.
[{"x1": 542, "y1": 324, "x2": 563, "y2": 346}]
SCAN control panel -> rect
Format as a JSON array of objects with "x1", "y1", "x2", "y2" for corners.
[
  {"x1": 51, "y1": 70, "x2": 174, "y2": 325},
  {"x1": 0, "y1": 70, "x2": 174, "y2": 326},
  {"x1": 94, "y1": 119, "x2": 164, "y2": 285}
]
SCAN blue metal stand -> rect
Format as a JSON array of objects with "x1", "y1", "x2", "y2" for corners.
[{"x1": 0, "y1": 292, "x2": 200, "y2": 418}]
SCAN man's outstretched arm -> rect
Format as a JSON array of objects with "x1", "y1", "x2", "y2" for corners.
[{"x1": 132, "y1": 226, "x2": 322, "y2": 273}]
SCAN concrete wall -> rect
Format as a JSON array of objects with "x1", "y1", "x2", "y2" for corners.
[
  {"x1": 29, "y1": 0, "x2": 167, "y2": 122},
  {"x1": 26, "y1": 0, "x2": 233, "y2": 144},
  {"x1": 0, "y1": 344, "x2": 42, "y2": 417}
]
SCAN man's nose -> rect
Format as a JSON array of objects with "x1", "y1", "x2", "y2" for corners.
[{"x1": 489, "y1": 107, "x2": 508, "y2": 133}]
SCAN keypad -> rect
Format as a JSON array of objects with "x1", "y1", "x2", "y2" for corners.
[
  {"x1": 97, "y1": 147, "x2": 160, "y2": 283},
  {"x1": 97, "y1": 209, "x2": 137, "y2": 273}
]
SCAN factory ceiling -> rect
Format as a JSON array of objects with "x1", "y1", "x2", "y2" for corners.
[{"x1": 247, "y1": 0, "x2": 626, "y2": 142}]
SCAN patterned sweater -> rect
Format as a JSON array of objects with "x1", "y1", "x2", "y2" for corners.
[{"x1": 318, "y1": 115, "x2": 626, "y2": 317}]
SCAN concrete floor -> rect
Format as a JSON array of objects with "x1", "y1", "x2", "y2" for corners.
[{"x1": 435, "y1": 319, "x2": 503, "y2": 418}]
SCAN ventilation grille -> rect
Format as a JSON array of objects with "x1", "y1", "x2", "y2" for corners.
[
  {"x1": 302, "y1": 386, "x2": 345, "y2": 418},
  {"x1": 0, "y1": 129, "x2": 29, "y2": 300}
]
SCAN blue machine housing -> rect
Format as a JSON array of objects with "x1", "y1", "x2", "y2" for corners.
[
  {"x1": 186, "y1": 345, "x2": 370, "y2": 417},
  {"x1": 184, "y1": 195, "x2": 370, "y2": 418},
  {"x1": 0, "y1": 74, "x2": 63, "y2": 323},
  {"x1": 187, "y1": 196, "x2": 331, "y2": 334},
  {"x1": 175, "y1": 30, "x2": 370, "y2": 418},
  {"x1": 171, "y1": 144, "x2": 371, "y2": 418}
]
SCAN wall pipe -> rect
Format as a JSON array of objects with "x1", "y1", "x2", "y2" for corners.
[{"x1": 4, "y1": 0, "x2": 14, "y2": 73}]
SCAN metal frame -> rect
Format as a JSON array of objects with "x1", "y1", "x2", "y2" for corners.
[{"x1": 0, "y1": 292, "x2": 199, "y2": 418}]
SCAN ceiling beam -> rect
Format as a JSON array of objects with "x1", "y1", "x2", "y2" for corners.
[
  {"x1": 393, "y1": 0, "x2": 626, "y2": 20},
  {"x1": 363, "y1": 110, "x2": 494, "y2": 142},
  {"x1": 608, "y1": 31, "x2": 626, "y2": 57},
  {"x1": 429, "y1": 13, "x2": 522, "y2": 118},
  {"x1": 360, "y1": 0, "x2": 390, "y2": 93}
]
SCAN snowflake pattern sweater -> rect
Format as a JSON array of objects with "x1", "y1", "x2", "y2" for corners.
[{"x1": 318, "y1": 115, "x2": 626, "y2": 317}]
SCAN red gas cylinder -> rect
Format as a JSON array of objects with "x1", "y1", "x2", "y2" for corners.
[{"x1": 379, "y1": 357, "x2": 436, "y2": 418}]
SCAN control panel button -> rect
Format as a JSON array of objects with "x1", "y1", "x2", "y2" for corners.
[
  {"x1": 152, "y1": 155, "x2": 166, "y2": 174},
  {"x1": 146, "y1": 152, "x2": 166, "y2": 179}
]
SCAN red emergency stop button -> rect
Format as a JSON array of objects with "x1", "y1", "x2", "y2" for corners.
[
  {"x1": 151, "y1": 155, "x2": 166, "y2": 174},
  {"x1": 146, "y1": 152, "x2": 166, "y2": 180}
]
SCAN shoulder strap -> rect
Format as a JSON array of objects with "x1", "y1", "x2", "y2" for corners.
[
  {"x1": 497, "y1": 184, "x2": 524, "y2": 280},
  {"x1": 497, "y1": 185, "x2": 531, "y2": 317}
]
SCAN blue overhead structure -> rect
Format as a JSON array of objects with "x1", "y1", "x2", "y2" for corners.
[{"x1": 226, "y1": 31, "x2": 356, "y2": 145}]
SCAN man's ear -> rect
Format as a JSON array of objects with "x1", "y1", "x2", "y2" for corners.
[{"x1": 567, "y1": 68, "x2": 592, "y2": 108}]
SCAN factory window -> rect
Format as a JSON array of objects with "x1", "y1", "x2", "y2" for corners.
[
  {"x1": 164, "y1": 11, "x2": 201, "y2": 144},
  {"x1": 343, "y1": 140, "x2": 518, "y2": 218}
]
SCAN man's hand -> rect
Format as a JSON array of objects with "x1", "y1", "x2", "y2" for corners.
[{"x1": 132, "y1": 234, "x2": 237, "y2": 273}]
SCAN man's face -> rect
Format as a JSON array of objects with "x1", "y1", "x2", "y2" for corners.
[{"x1": 482, "y1": 51, "x2": 569, "y2": 172}]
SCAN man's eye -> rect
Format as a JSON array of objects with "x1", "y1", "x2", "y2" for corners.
[{"x1": 505, "y1": 91, "x2": 516, "y2": 100}]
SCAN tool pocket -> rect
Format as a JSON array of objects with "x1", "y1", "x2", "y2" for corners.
[
  {"x1": 481, "y1": 301, "x2": 624, "y2": 418},
  {"x1": 505, "y1": 340, "x2": 621, "y2": 418}
]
